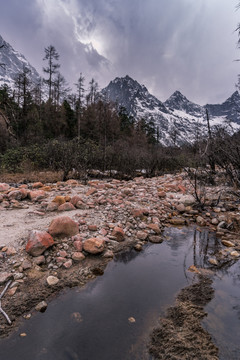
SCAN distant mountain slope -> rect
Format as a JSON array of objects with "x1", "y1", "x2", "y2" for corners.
[
  {"x1": 206, "y1": 91, "x2": 240, "y2": 125},
  {"x1": 164, "y1": 90, "x2": 204, "y2": 117},
  {"x1": 0, "y1": 34, "x2": 40, "y2": 88},
  {"x1": 102, "y1": 75, "x2": 240, "y2": 145}
]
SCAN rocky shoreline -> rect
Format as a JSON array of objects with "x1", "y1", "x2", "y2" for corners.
[{"x1": 0, "y1": 172, "x2": 240, "y2": 353}]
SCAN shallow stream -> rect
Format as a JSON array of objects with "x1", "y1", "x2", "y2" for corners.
[{"x1": 0, "y1": 227, "x2": 239, "y2": 360}]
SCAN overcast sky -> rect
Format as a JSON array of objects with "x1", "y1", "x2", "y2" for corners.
[{"x1": 0, "y1": 0, "x2": 239, "y2": 105}]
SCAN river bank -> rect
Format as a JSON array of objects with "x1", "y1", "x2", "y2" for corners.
[{"x1": 0, "y1": 171, "x2": 240, "y2": 357}]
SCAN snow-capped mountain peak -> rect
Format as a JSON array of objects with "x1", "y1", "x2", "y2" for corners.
[
  {"x1": 164, "y1": 90, "x2": 204, "y2": 117},
  {"x1": 102, "y1": 75, "x2": 169, "y2": 117},
  {"x1": 0, "y1": 34, "x2": 40, "y2": 88},
  {"x1": 102, "y1": 75, "x2": 240, "y2": 145}
]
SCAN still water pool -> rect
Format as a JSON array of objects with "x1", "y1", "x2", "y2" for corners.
[{"x1": 0, "y1": 227, "x2": 239, "y2": 360}]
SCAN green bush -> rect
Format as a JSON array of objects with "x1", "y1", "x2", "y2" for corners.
[{"x1": 0, "y1": 147, "x2": 25, "y2": 172}]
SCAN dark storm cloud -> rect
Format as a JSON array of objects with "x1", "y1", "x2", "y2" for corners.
[{"x1": 0, "y1": 0, "x2": 239, "y2": 104}]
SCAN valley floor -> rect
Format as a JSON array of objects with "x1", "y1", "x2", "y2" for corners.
[{"x1": 0, "y1": 171, "x2": 240, "y2": 358}]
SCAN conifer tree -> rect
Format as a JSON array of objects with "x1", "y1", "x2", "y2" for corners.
[
  {"x1": 43, "y1": 45, "x2": 60, "y2": 100},
  {"x1": 75, "y1": 73, "x2": 85, "y2": 139}
]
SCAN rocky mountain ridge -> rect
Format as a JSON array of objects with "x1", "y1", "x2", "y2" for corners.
[
  {"x1": 103, "y1": 75, "x2": 240, "y2": 145},
  {"x1": 0, "y1": 34, "x2": 40, "y2": 88}
]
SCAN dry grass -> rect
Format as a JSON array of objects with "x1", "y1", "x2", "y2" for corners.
[{"x1": 0, "y1": 170, "x2": 64, "y2": 184}]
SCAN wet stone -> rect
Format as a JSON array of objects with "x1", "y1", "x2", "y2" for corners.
[
  {"x1": 149, "y1": 235, "x2": 163, "y2": 244},
  {"x1": 169, "y1": 217, "x2": 186, "y2": 226},
  {"x1": 35, "y1": 301, "x2": 48, "y2": 312},
  {"x1": 222, "y1": 240, "x2": 235, "y2": 247},
  {"x1": 209, "y1": 258, "x2": 218, "y2": 266},
  {"x1": 134, "y1": 244, "x2": 143, "y2": 251},
  {"x1": 196, "y1": 216, "x2": 206, "y2": 226}
]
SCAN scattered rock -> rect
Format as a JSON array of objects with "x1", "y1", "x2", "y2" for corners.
[
  {"x1": 26, "y1": 230, "x2": 54, "y2": 257},
  {"x1": 23, "y1": 314, "x2": 32, "y2": 320},
  {"x1": 46, "y1": 276, "x2": 59, "y2": 286},
  {"x1": 88, "y1": 224, "x2": 98, "y2": 231},
  {"x1": 112, "y1": 227, "x2": 125, "y2": 242},
  {"x1": 86, "y1": 188, "x2": 97, "y2": 196},
  {"x1": 71, "y1": 312, "x2": 83, "y2": 323},
  {"x1": 158, "y1": 191, "x2": 166, "y2": 198},
  {"x1": 28, "y1": 190, "x2": 46, "y2": 202},
  {"x1": 52, "y1": 196, "x2": 66, "y2": 206},
  {"x1": 58, "y1": 250, "x2": 67, "y2": 258},
  {"x1": 35, "y1": 301, "x2": 48, "y2": 312},
  {"x1": 136, "y1": 231, "x2": 148, "y2": 240},
  {"x1": 148, "y1": 223, "x2": 161, "y2": 234},
  {"x1": 188, "y1": 265, "x2": 200, "y2": 274},
  {"x1": 134, "y1": 243, "x2": 143, "y2": 251},
  {"x1": 8, "y1": 190, "x2": 22, "y2": 201},
  {"x1": 180, "y1": 195, "x2": 195, "y2": 206},
  {"x1": 22, "y1": 260, "x2": 32, "y2": 270},
  {"x1": 128, "y1": 317, "x2": 136, "y2": 323},
  {"x1": 66, "y1": 179, "x2": 78, "y2": 186},
  {"x1": 208, "y1": 258, "x2": 218, "y2": 266},
  {"x1": 32, "y1": 182, "x2": 44, "y2": 189},
  {"x1": 0, "y1": 272, "x2": 12, "y2": 285},
  {"x1": 7, "y1": 287, "x2": 18, "y2": 296},
  {"x1": 83, "y1": 237, "x2": 105, "y2": 254},
  {"x1": 175, "y1": 203, "x2": 185, "y2": 213},
  {"x1": 33, "y1": 255, "x2": 45, "y2": 265},
  {"x1": 149, "y1": 235, "x2": 163, "y2": 243},
  {"x1": 222, "y1": 240, "x2": 235, "y2": 247},
  {"x1": 230, "y1": 251, "x2": 240, "y2": 257},
  {"x1": 20, "y1": 333, "x2": 27, "y2": 337},
  {"x1": 72, "y1": 252, "x2": 85, "y2": 261},
  {"x1": 102, "y1": 250, "x2": 114, "y2": 258},
  {"x1": 196, "y1": 216, "x2": 206, "y2": 226},
  {"x1": 70, "y1": 195, "x2": 84, "y2": 207},
  {"x1": 0, "y1": 183, "x2": 10, "y2": 192},
  {"x1": 48, "y1": 216, "x2": 79, "y2": 238},
  {"x1": 58, "y1": 202, "x2": 76, "y2": 211},
  {"x1": 217, "y1": 221, "x2": 226, "y2": 230},
  {"x1": 6, "y1": 247, "x2": 17, "y2": 256},
  {"x1": 63, "y1": 259, "x2": 73, "y2": 269},
  {"x1": 73, "y1": 239, "x2": 83, "y2": 252},
  {"x1": 169, "y1": 217, "x2": 186, "y2": 226},
  {"x1": 19, "y1": 188, "x2": 29, "y2": 199},
  {"x1": 46, "y1": 202, "x2": 58, "y2": 212}
]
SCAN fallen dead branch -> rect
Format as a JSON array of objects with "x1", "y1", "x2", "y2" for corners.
[{"x1": 0, "y1": 280, "x2": 12, "y2": 325}]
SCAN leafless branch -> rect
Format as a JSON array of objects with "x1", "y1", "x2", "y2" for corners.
[{"x1": 0, "y1": 280, "x2": 12, "y2": 325}]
